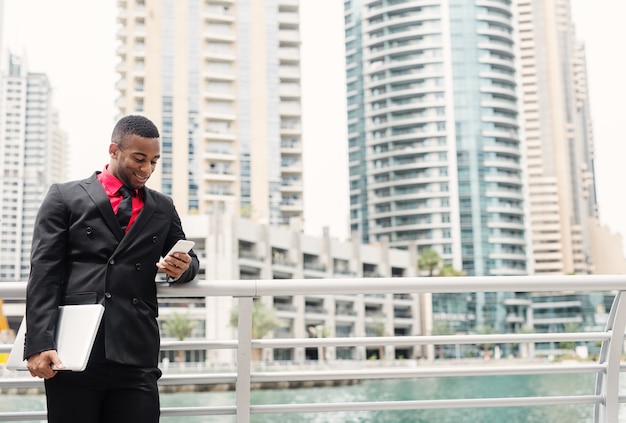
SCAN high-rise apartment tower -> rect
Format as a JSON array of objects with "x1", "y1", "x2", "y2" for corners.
[
  {"x1": 115, "y1": 0, "x2": 304, "y2": 226},
  {"x1": 517, "y1": 0, "x2": 598, "y2": 275},
  {"x1": 0, "y1": 53, "x2": 66, "y2": 280},
  {"x1": 344, "y1": 0, "x2": 529, "y2": 277}
]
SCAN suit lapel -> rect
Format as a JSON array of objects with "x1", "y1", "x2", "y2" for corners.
[
  {"x1": 81, "y1": 172, "x2": 125, "y2": 239},
  {"x1": 80, "y1": 173, "x2": 159, "y2": 243}
]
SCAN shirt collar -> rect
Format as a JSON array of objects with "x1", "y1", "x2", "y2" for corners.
[{"x1": 100, "y1": 165, "x2": 138, "y2": 197}]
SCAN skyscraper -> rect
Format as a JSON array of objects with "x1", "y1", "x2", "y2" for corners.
[
  {"x1": 115, "y1": 0, "x2": 304, "y2": 227},
  {"x1": 344, "y1": 0, "x2": 529, "y2": 277},
  {"x1": 342, "y1": 0, "x2": 534, "y2": 338},
  {"x1": 0, "y1": 52, "x2": 66, "y2": 280},
  {"x1": 517, "y1": 0, "x2": 598, "y2": 275}
]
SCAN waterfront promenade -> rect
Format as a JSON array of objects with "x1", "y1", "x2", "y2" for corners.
[
  {"x1": 0, "y1": 368, "x2": 607, "y2": 422},
  {"x1": 1, "y1": 275, "x2": 625, "y2": 422},
  {"x1": 0, "y1": 356, "x2": 566, "y2": 395}
]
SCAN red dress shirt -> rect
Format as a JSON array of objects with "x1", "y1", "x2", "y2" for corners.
[{"x1": 97, "y1": 166, "x2": 145, "y2": 233}]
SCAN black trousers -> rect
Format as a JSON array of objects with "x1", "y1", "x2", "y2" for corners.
[{"x1": 44, "y1": 332, "x2": 161, "y2": 423}]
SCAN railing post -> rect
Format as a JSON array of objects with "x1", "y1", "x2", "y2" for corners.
[
  {"x1": 236, "y1": 296, "x2": 253, "y2": 423},
  {"x1": 594, "y1": 291, "x2": 626, "y2": 422}
]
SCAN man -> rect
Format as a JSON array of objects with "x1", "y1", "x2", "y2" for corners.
[{"x1": 24, "y1": 115, "x2": 200, "y2": 422}]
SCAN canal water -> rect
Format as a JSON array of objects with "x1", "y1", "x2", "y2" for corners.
[{"x1": 1, "y1": 373, "x2": 620, "y2": 422}]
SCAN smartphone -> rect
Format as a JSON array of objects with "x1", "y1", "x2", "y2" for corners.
[
  {"x1": 163, "y1": 239, "x2": 195, "y2": 258},
  {"x1": 157, "y1": 240, "x2": 195, "y2": 282}
]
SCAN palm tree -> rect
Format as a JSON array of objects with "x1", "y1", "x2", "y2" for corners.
[
  {"x1": 417, "y1": 248, "x2": 465, "y2": 277},
  {"x1": 418, "y1": 248, "x2": 441, "y2": 276},
  {"x1": 439, "y1": 263, "x2": 465, "y2": 277},
  {"x1": 475, "y1": 325, "x2": 495, "y2": 358},
  {"x1": 431, "y1": 320, "x2": 455, "y2": 359},
  {"x1": 515, "y1": 326, "x2": 536, "y2": 359},
  {"x1": 367, "y1": 313, "x2": 387, "y2": 359},
  {"x1": 417, "y1": 250, "x2": 465, "y2": 359},
  {"x1": 230, "y1": 300, "x2": 283, "y2": 361},
  {"x1": 162, "y1": 312, "x2": 197, "y2": 363},
  {"x1": 307, "y1": 325, "x2": 330, "y2": 362},
  {"x1": 558, "y1": 322, "x2": 581, "y2": 352}
]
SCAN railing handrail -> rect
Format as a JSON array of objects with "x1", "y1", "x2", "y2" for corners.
[
  {"x1": 181, "y1": 274, "x2": 626, "y2": 296},
  {"x1": 4, "y1": 331, "x2": 606, "y2": 353},
  {"x1": 1, "y1": 275, "x2": 625, "y2": 422},
  {"x1": 1, "y1": 274, "x2": 626, "y2": 299},
  {"x1": 253, "y1": 332, "x2": 611, "y2": 347}
]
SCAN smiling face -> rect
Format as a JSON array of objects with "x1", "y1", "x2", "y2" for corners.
[{"x1": 108, "y1": 134, "x2": 161, "y2": 189}]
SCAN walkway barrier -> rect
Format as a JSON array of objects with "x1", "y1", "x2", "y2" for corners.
[{"x1": 0, "y1": 275, "x2": 625, "y2": 422}]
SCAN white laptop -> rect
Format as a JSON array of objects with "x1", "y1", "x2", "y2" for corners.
[{"x1": 6, "y1": 304, "x2": 104, "y2": 372}]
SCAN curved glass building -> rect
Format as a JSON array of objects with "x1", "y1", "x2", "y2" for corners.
[{"x1": 345, "y1": 0, "x2": 528, "y2": 277}]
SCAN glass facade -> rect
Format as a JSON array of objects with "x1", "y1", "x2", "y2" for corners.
[
  {"x1": 345, "y1": 0, "x2": 368, "y2": 241},
  {"x1": 161, "y1": 0, "x2": 175, "y2": 196},
  {"x1": 344, "y1": 0, "x2": 528, "y2": 332},
  {"x1": 344, "y1": 0, "x2": 527, "y2": 274}
]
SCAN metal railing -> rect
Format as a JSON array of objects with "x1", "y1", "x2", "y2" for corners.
[{"x1": 1, "y1": 275, "x2": 626, "y2": 422}]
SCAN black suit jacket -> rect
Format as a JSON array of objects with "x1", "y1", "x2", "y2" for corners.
[{"x1": 25, "y1": 172, "x2": 200, "y2": 367}]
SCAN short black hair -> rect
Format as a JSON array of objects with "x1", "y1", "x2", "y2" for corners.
[{"x1": 111, "y1": 115, "x2": 160, "y2": 146}]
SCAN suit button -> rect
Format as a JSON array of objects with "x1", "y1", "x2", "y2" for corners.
[
  {"x1": 105, "y1": 292, "x2": 112, "y2": 299},
  {"x1": 135, "y1": 263, "x2": 142, "y2": 270},
  {"x1": 132, "y1": 298, "x2": 139, "y2": 304},
  {"x1": 152, "y1": 236, "x2": 158, "y2": 243},
  {"x1": 109, "y1": 259, "x2": 115, "y2": 265}
]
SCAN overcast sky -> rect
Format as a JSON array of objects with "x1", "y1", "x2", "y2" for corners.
[{"x1": 2, "y1": 0, "x2": 625, "y2": 250}]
